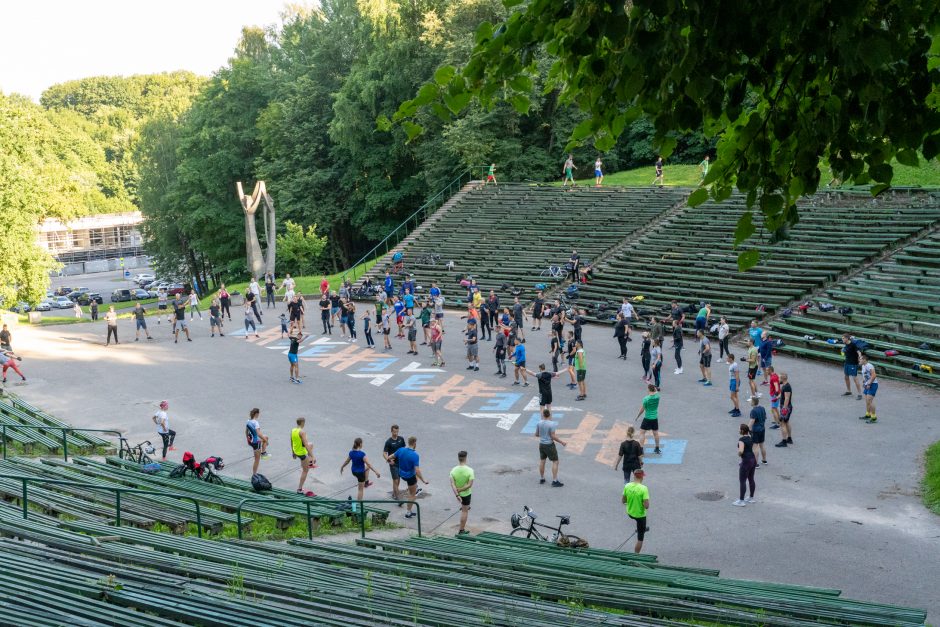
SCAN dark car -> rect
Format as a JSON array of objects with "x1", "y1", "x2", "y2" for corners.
[
  {"x1": 110, "y1": 289, "x2": 134, "y2": 303},
  {"x1": 55, "y1": 286, "x2": 73, "y2": 296},
  {"x1": 131, "y1": 288, "x2": 150, "y2": 300},
  {"x1": 66, "y1": 288, "x2": 91, "y2": 302},
  {"x1": 77, "y1": 292, "x2": 103, "y2": 306}
]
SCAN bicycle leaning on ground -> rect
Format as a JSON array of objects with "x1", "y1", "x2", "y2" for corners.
[
  {"x1": 119, "y1": 439, "x2": 155, "y2": 465},
  {"x1": 509, "y1": 505, "x2": 587, "y2": 547}
]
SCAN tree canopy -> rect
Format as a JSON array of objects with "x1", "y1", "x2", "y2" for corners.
[{"x1": 391, "y1": 0, "x2": 940, "y2": 267}]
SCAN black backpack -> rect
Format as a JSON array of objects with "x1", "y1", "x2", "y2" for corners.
[
  {"x1": 251, "y1": 473, "x2": 272, "y2": 492},
  {"x1": 780, "y1": 308, "x2": 793, "y2": 318},
  {"x1": 838, "y1": 306, "x2": 854, "y2": 315},
  {"x1": 818, "y1": 303, "x2": 835, "y2": 312}
]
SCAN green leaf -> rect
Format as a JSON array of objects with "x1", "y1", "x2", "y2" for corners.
[
  {"x1": 594, "y1": 133, "x2": 616, "y2": 151},
  {"x1": 509, "y1": 75, "x2": 533, "y2": 93},
  {"x1": 430, "y1": 102, "x2": 451, "y2": 122},
  {"x1": 442, "y1": 91, "x2": 472, "y2": 114},
  {"x1": 571, "y1": 118, "x2": 594, "y2": 141},
  {"x1": 737, "y1": 249, "x2": 760, "y2": 271},
  {"x1": 510, "y1": 94, "x2": 530, "y2": 114},
  {"x1": 656, "y1": 136, "x2": 677, "y2": 159},
  {"x1": 402, "y1": 121, "x2": 423, "y2": 142},
  {"x1": 870, "y1": 182, "x2": 890, "y2": 197},
  {"x1": 375, "y1": 115, "x2": 392, "y2": 132},
  {"x1": 869, "y1": 163, "x2": 893, "y2": 184},
  {"x1": 687, "y1": 187, "x2": 709, "y2": 207},
  {"x1": 434, "y1": 66, "x2": 456, "y2": 86},
  {"x1": 413, "y1": 83, "x2": 439, "y2": 106},
  {"x1": 733, "y1": 211, "x2": 756, "y2": 247},
  {"x1": 895, "y1": 149, "x2": 919, "y2": 167},
  {"x1": 475, "y1": 22, "x2": 493, "y2": 45}
]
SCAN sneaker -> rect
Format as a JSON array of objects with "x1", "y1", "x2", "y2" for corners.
[
  {"x1": 775, "y1": 441, "x2": 787, "y2": 448},
  {"x1": 744, "y1": 497, "x2": 756, "y2": 503},
  {"x1": 769, "y1": 423, "x2": 780, "y2": 429},
  {"x1": 786, "y1": 437, "x2": 793, "y2": 444},
  {"x1": 512, "y1": 381, "x2": 520, "y2": 386},
  {"x1": 866, "y1": 418, "x2": 878, "y2": 424},
  {"x1": 473, "y1": 366, "x2": 479, "y2": 371},
  {"x1": 761, "y1": 460, "x2": 768, "y2": 465},
  {"x1": 696, "y1": 378, "x2": 707, "y2": 383},
  {"x1": 500, "y1": 373, "x2": 506, "y2": 378},
  {"x1": 653, "y1": 447, "x2": 662, "y2": 454},
  {"x1": 856, "y1": 394, "x2": 863, "y2": 400},
  {"x1": 457, "y1": 529, "x2": 470, "y2": 535},
  {"x1": 730, "y1": 410, "x2": 741, "y2": 417},
  {"x1": 859, "y1": 415, "x2": 870, "y2": 420},
  {"x1": 135, "y1": 338, "x2": 139, "y2": 342},
  {"x1": 304, "y1": 491, "x2": 316, "y2": 497},
  {"x1": 261, "y1": 452, "x2": 271, "y2": 458},
  {"x1": 551, "y1": 480, "x2": 564, "y2": 487},
  {"x1": 539, "y1": 478, "x2": 546, "y2": 484},
  {"x1": 168, "y1": 446, "x2": 177, "y2": 452},
  {"x1": 523, "y1": 382, "x2": 529, "y2": 387},
  {"x1": 842, "y1": 391, "x2": 852, "y2": 396},
  {"x1": 576, "y1": 395, "x2": 585, "y2": 401},
  {"x1": 760, "y1": 381, "x2": 768, "y2": 386},
  {"x1": 404, "y1": 512, "x2": 416, "y2": 519},
  {"x1": 756, "y1": 393, "x2": 762, "y2": 398},
  {"x1": 746, "y1": 396, "x2": 753, "y2": 402},
  {"x1": 732, "y1": 500, "x2": 747, "y2": 507},
  {"x1": 703, "y1": 381, "x2": 712, "y2": 387},
  {"x1": 364, "y1": 481, "x2": 373, "y2": 488},
  {"x1": 466, "y1": 366, "x2": 474, "y2": 370},
  {"x1": 727, "y1": 409, "x2": 736, "y2": 414}
]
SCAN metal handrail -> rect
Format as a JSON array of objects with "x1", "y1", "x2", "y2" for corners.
[
  {"x1": 0, "y1": 474, "x2": 203, "y2": 537},
  {"x1": 345, "y1": 166, "x2": 487, "y2": 282},
  {"x1": 235, "y1": 497, "x2": 420, "y2": 540},
  {"x1": 0, "y1": 425, "x2": 123, "y2": 461}
]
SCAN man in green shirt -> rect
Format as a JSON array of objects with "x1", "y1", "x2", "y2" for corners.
[
  {"x1": 622, "y1": 469, "x2": 650, "y2": 553},
  {"x1": 419, "y1": 301, "x2": 433, "y2": 345},
  {"x1": 574, "y1": 341, "x2": 587, "y2": 401},
  {"x1": 635, "y1": 384, "x2": 662, "y2": 454},
  {"x1": 450, "y1": 451, "x2": 475, "y2": 536}
]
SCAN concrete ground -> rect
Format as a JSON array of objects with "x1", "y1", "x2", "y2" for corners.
[{"x1": 5, "y1": 306, "x2": 939, "y2": 621}]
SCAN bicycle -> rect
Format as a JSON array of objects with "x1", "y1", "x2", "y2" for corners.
[
  {"x1": 119, "y1": 439, "x2": 155, "y2": 465},
  {"x1": 415, "y1": 252, "x2": 442, "y2": 265},
  {"x1": 509, "y1": 505, "x2": 587, "y2": 547},
  {"x1": 539, "y1": 265, "x2": 566, "y2": 279}
]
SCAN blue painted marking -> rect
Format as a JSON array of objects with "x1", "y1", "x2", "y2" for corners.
[
  {"x1": 299, "y1": 346, "x2": 334, "y2": 357},
  {"x1": 358, "y1": 358, "x2": 398, "y2": 373},
  {"x1": 479, "y1": 393, "x2": 523, "y2": 412},
  {"x1": 395, "y1": 374, "x2": 436, "y2": 391},
  {"x1": 642, "y1": 439, "x2": 687, "y2": 464},
  {"x1": 521, "y1": 412, "x2": 565, "y2": 434}
]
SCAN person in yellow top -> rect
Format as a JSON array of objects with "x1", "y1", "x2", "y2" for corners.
[
  {"x1": 291, "y1": 417, "x2": 317, "y2": 496},
  {"x1": 450, "y1": 450, "x2": 475, "y2": 536},
  {"x1": 621, "y1": 469, "x2": 650, "y2": 554}
]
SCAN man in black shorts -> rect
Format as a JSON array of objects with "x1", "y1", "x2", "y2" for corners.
[
  {"x1": 535, "y1": 409, "x2": 567, "y2": 486},
  {"x1": 382, "y1": 425, "x2": 406, "y2": 501},
  {"x1": 512, "y1": 296, "x2": 526, "y2": 341},
  {"x1": 622, "y1": 469, "x2": 650, "y2": 554},
  {"x1": 776, "y1": 373, "x2": 794, "y2": 447},
  {"x1": 449, "y1": 450, "x2": 474, "y2": 535},
  {"x1": 173, "y1": 295, "x2": 192, "y2": 343},
  {"x1": 531, "y1": 291, "x2": 545, "y2": 331},
  {"x1": 527, "y1": 363, "x2": 559, "y2": 410}
]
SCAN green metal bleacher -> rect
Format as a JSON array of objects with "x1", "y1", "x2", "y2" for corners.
[{"x1": 0, "y1": 504, "x2": 925, "y2": 626}]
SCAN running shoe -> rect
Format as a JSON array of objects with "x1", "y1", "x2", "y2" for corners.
[
  {"x1": 842, "y1": 391, "x2": 852, "y2": 396},
  {"x1": 539, "y1": 478, "x2": 546, "y2": 485},
  {"x1": 786, "y1": 437, "x2": 793, "y2": 443},
  {"x1": 774, "y1": 441, "x2": 787, "y2": 447},
  {"x1": 653, "y1": 447, "x2": 662, "y2": 454},
  {"x1": 551, "y1": 480, "x2": 564, "y2": 487},
  {"x1": 856, "y1": 394, "x2": 863, "y2": 400},
  {"x1": 697, "y1": 378, "x2": 707, "y2": 383},
  {"x1": 404, "y1": 512, "x2": 416, "y2": 519},
  {"x1": 732, "y1": 500, "x2": 746, "y2": 507},
  {"x1": 866, "y1": 418, "x2": 878, "y2": 424},
  {"x1": 859, "y1": 415, "x2": 870, "y2": 420},
  {"x1": 744, "y1": 497, "x2": 756, "y2": 503},
  {"x1": 769, "y1": 423, "x2": 780, "y2": 429},
  {"x1": 457, "y1": 529, "x2": 470, "y2": 535},
  {"x1": 364, "y1": 481, "x2": 373, "y2": 488},
  {"x1": 703, "y1": 381, "x2": 712, "y2": 387}
]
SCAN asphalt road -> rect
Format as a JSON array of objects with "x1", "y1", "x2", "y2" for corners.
[{"x1": 6, "y1": 308, "x2": 940, "y2": 621}]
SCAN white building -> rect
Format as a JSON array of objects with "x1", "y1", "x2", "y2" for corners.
[{"x1": 36, "y1": 212, "x2": 143, "y2": 263}]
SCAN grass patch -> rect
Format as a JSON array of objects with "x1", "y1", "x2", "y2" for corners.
[{"x1": 923, "y1": 440, "x2": 940, "y2": 515}]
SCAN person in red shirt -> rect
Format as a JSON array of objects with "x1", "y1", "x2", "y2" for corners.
[
  {"x1": 319, "y1": 276, "x2": 329, "y2": 298},
  {"x1": 767, "y1": 365, "x2": 781, "y2": 429}
]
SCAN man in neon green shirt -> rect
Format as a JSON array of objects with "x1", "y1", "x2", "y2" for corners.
[
  {"x1": 574, "y1": 341, "x2": 587, "y2": 401},
  {"x1": 699, "y1": 155, "x2": 710, "y2": 181},
  {"x1": 621, "y1": 469, "x2": 650, "y2": 553},
  {"x1": 450, "y1": 450, "x2": 475, "y2": 536}
]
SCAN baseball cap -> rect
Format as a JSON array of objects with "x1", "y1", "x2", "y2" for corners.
[{"x1": 159, "y1": 400, "x2": 169, "y2": 409}]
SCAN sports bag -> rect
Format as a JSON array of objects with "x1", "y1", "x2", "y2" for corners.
[
  {"x1": 838, "y1": 306, "x2": 854, "y2": 315},
  {"x1": 251, "y1": 473, "x2": 272, "y2": 492},
  {"x1": 780, "y1": 308, "x2": 793, "y2": 318},
  {"x1": 884, "y1": 349, "x2": 899, "y2": 357},
  {"x1": 565, "y1": 285, "x2": 579, "y2": 298},
  {"x1": 142, "y1": 463, "x2": 162, "y2": 475},
  {"x1": 818, "y1": 303, "x2": 835, "y2": 312},
  {"x1": 853, "y1": 339, "x2": 871, "y2": 352},
  {"x1": 534, "y1": 283, "x2": 546, "y2": 291}
]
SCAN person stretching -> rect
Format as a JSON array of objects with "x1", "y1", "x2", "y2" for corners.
[
  {"x1": 341, "y1": 437, "x2": 381, "y2": 502},
  {"x1": 291, "y1": 417, "x2": 317, "y2": 496}
]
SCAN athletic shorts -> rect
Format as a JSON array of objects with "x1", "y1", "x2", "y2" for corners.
[
  {"x1": 629, "y1": 515, "x2": 647, "y2": 541},
  {"x1": 487, "y1": 175, "x2": 495, "y2": 181},
  {"x1": 576, "y1": 369, "x2": 586, "y2": 382},
  {"x1": 864, "y1": 382, "x2": 878, "y2": 397},
  {"x1": 770, "y1": 396, "x2": 780, "y2": 409},
  {"x1": 396, "y1": 315, "x2": 403, "y2": 325},
  {"x1": 177, "y1": 319, "x2": 188, "y2": 329},
  {"x1": 433, "y1": 340, "x2": 442, "y2": 352},
  {"x1": 288, "y1": 353, "x2": 298, "y2": 364},
  {"x1": 747, "y1": 366, "x2": 758, "y2": 380},
  {"x1": 331, "y1": 307, "x2": 340, "y2": 316},
  {"x1": 539, "y1": 442, "x2": 559, "y2": 461},
  {"x1": 781, "y1": 407, "x2": 793, "y2": 422},
  {"x1": 389, "y1": 465, "x2": 400, "y2": 480},
  {"x1": 595, "y1": 169, "x2": 602, "y2": 177},
  {"x1": 751, "y1": 430, "x2": 765, "y2": 444},
  {"x1": 352, "y1": 470, "x2": 366, "y2": 483},
  {"x1": 730, "y1": 380, "x2": 738, "y2": 393},
  {"x1": 250, "y1": 441, "x2": 263, "y2": 452},
  {"x1": 760, "y1": 356, "x2": 772, "y2": 368},
  {"x1": 403, "y1": 475, "x2": 418, "y2": 487},
  {"x1": 211, "y1": 316, "x2": 222, "y2": 327},
  {"x1": 136, "y1": 319, "x2": 147, "y2": 330},
  {"x1": 695, "y1": 316, "x2": 706, "y2": 331},
  {"x1": 700, "y1": 354, "x2": 712, "y2": 367},
  {"x1": 158, "y1": 304, "x2": 167, "y2": 310},
  {"x1": 540, "y1": 393, "x2": 552, "y2": 406},
  {"x1": 467, "y1": 344, "x2": 478, "y2": 358},
  {"x1": 435, "y1": 313, "x2": 444, "y2": 319},
  {"x1": 567, "y1": 357, "x2": 575, "y2": 366},
  {"x1": 383, "y1": 328, "x2": 390, "y2": 335},
  {"x1": 460, "y1": 494, "x2": 472, "y2": 506},
  {"x1": 516, "y1": 360, "x2": 526, "y2": 369},
  {"x1": 844, "y1": 363, "x2": 859, "y2": 377},
  {"x1": 640, "y1": 419, "x2": 659, "y2": 432},
  {"x1": 408, "y1": 329, "x2": 417, "y2": 341}
]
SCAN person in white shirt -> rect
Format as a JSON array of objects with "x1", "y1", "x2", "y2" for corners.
[
  {"x1": 188, "y1": 290, "x2": 203, "y2": 320},
  {"x1": 717, "y1": 316, "x2": 730, "y2": 359},
  {"x1": 281, "y1": 274, "x2": 295, "y2": 305},
  {"x1": 153, "y1": 400, "x2": 176, "y2": 461},
  {"x1": 619, "y1": 297, "x2": 636, "y2": 342}
]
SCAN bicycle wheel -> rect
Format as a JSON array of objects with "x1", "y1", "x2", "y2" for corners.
[
  {"x1": 140, "y1": 453, "x2": 153, "y2": 465},
  {"x1": 510, "y1": 527, "x2": 536, "y2": 539}
]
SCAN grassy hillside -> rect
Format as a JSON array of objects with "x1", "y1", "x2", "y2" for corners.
[{"x1": 566, "y1": 160, "x2": 940, "y2": 189}]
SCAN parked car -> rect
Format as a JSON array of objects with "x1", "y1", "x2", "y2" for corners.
[
  {"x1": 131, "y1": 288, "x2": 150, "y2": 300},
  {"x1": 66, "y1": 288, "x2": 91, "y2": 302},
  {"x1": 133, "y1": 273, "x2": 156, "y2": 285},
  {"x1": 34, "y1": 301, "x2": 52, "y2": 312},
  {"x1": 110, "y1": 289, "x2": 134, "y2": 303},
  {"x1": 76, "y1": 292, "x2": 103, "y2": 306},
  {"x1": 165, "y1": 283, "x2": 186, "y2": 296},
  {"x1": 54, "y1": 296, "x2": 74, "y2": 309},
  {"x1": 9, "y1": 302, "x2": 31, "y2": 313},
  {"x1": 54, "y1": 286, "x2": 73, "y2": 296}
]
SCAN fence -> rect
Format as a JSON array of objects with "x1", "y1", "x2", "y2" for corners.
[
  {"x1": 235, "y1": 497, "x2": 420, "y2": 540},
  {"x1": 0, "y1": 426, "x2": 123, "y2": 461}
]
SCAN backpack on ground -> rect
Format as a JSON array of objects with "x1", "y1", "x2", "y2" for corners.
[
  {"x1": 780, "y1": 308, "x2": 793, "y2": 318},
  {"x1": 818, "y1": 303, "x2": 835, "y2": 312},
  {"x1": 534, "y1": 283, "x2": 546, "y2": 291},
  {"x1": 853, "y1": 339, "x2": 871, "y2": 352},
  {"x1": 838, "y1": 306, "x2": 854, "y2": 315},
  {"x1": 565, "y1": 285, "x2": 579, "y2": 298},
  {"x1": 251, "y1": 473, "x2": 272, "y2": 492},
  {"x1": 142, "y1": 462, "x2": 162, "y2": 475},
  {"x1": 918, "y1": 342, "x2": 931, "y2": 351},
  {"x1": 884, "y1": 349, "x2": 899, "y2": 357}
]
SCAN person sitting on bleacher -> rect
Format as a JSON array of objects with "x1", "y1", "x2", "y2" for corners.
[{"x1": 578, "y1": 262, "x2": 594, "y2": 284}]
